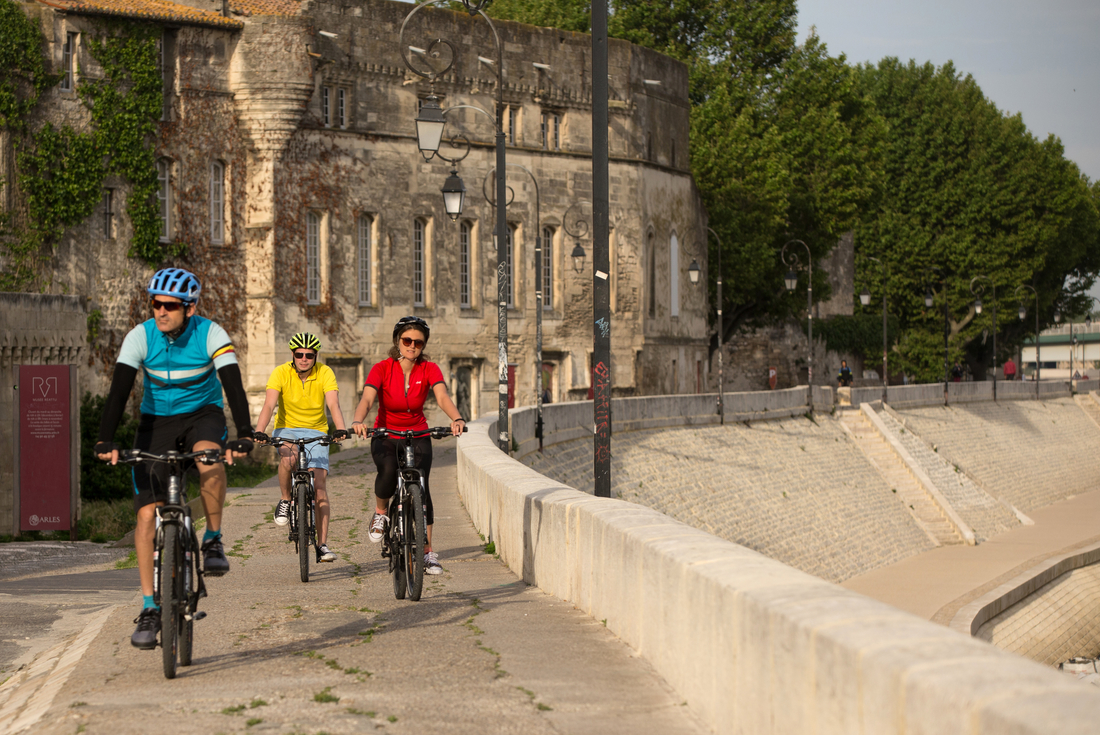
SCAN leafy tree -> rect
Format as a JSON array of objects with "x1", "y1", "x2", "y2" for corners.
[{"x1": 853, "y1": 59, "x2": 1100, "y2": 381}]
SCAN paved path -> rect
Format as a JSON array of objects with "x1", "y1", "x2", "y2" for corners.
[
  {"x1": 842, "y1": 487, "x2": 1100, "y2": 624},
  {"x1": 0, "y1": 442, "x2": 709, "y2": 735}
]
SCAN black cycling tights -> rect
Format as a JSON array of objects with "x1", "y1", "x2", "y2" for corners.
[{"x1": 371, "y1": 435, "x2": 434, "y2": 525}]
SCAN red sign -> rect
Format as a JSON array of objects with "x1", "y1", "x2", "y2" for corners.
[
  {"x1": 768, "y1": 366, "x2": 778, "y2": 390},
  {"x1": 19, "y1": 365, "x2": 72, "y2": 531}
]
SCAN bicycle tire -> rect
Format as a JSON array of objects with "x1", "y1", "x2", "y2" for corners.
[
  {"x1": 179, "y1": 530, "x2": 194, "y2": 666},
  {"x1": 160, "y1": 524, "x2": 180, "y2": 679},
  {"x1": 405, "y1": 483, "x2": 426, "y2": 601},
  {"x1": 297, "y1": 480, "x2": 310, "y2": 583},
  {"x1": 390, "y1": 506, "x2": 407, "y2": 600}
]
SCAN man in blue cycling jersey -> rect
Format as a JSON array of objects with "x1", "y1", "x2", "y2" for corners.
[{"x1": 95, "y1": 268, "x2": 254, "y2": 650}]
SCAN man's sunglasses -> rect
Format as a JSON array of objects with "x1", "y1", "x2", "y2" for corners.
[
  {"x1": 150, "y1": 299, "x2": 186, "y2": 312},
  {"x1": 293, "y1": 351, "x2": 317, "y2": 360},
  {"x1": 400, "y1": 337, "x2": 426, "y2": 349}
]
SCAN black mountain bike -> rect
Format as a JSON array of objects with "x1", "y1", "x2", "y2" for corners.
[
  {"x1": 116, "y1": 448, "x2": 219, "y2": 679},
  {"x1": 369, "y1": 426, "x2": 465, "y2": 601},
  {"x1": 262, "y1": 433, "x2": 340, "y2": 582}
]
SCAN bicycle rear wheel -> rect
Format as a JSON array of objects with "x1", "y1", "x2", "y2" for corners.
[
  {"x1": 390, "y1": 506, "x2": 407, "y2": 600},
  {"x1": 160, "y1": 524, "x2": 180, "y2": 679},
  {"x1": 297, "y1": 480, "x2": 310, "y2": 583},
  {"x1": 405, "y1": 483, "x2": 426, "y2": 601}
]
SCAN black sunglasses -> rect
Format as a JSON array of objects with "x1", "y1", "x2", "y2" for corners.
[
  {"x1": 293, "y1": 351, "x2": 316, "y2": 360},
  {"x1": 400, "y1": 337, "x2": 426, "y2": 349},
  {"x1": 150, "y1": 299, "x2": 185, "y2": 312}
]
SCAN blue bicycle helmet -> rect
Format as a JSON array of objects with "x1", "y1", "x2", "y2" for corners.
[{"x1": 147, "y1": 268, "x2": 201, "y2": 304}]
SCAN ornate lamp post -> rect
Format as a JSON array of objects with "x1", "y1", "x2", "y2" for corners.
[
  {"x1": 563, "y1": 201, "x2": 591, "y2": 277},
  {"x1": 781, "y1": 240, "x2": 813, "y2": 386},
  {"x1": 921, "y1": 267, "x2": 950, "y2": 401},
  {"x1": 970, "y1": 276, "x2": 997, "y2": 400},
  {"x1": 400, "y1": 0, "x2": 511, "y2": 452},
  {"x1": 1016, "y1": 284, "x2": 1040, "y2": 399},
  {"x1": 859, "y1": 255, "x2": 888, "y2": 403},
  {"x1": 708, "y1": 228, "x2": 724, "y2": 422}
]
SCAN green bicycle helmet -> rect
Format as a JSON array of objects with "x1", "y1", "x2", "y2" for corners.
[{"x1": 288, "y1": 333, "x2": 321, "y2": 352}]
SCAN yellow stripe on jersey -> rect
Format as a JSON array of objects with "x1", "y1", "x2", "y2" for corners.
[{"x1": 212, "y1": 344, "x2": 235, "y2": 358}]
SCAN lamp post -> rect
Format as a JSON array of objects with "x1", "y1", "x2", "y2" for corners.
[
  {"x1": 921, "y1": 267, "x2": 950, "y2": 402},
  {"x1": 1015, "y1": 284, "x2": 1040, "y2": 399},
  {"x1": 563, "y1": 200, "x2": 591, "y2": 277},
  {"x1": 707, "y1": 228, "x2": 724, "y2": 422},
  {"x1": 400, "y1": 0, "x2": 510, "y2": 452},
  {"x1": 970, "y1": 276, "x2": 997, "y2": 400},
  {"x1": 859, "y1": 255, "x2": 888, "y2": 403},
  {"x1": 484, "y1": 164, "x2": 544, "y2": 449},
  {"x1": 781, "y1": 240, "x2": 813, "y2": 387}
]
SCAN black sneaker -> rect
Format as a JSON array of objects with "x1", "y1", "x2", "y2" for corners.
[
  {"x1": 274, "y1": 499, "x2": 291, "y2": 526},
  {"x1": 317, "y1": 544, "x2": 336, "y2": 562},
  {"x1": 202, "y1": 535, "x2": 230, "y2": 577},
  {"x1": 131, "y1": 607, "x2": 160, "y2": 650}
]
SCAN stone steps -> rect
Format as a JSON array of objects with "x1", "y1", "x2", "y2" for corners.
[
  {"x1": 841, "y1": 410, "x2": 963, "y2": 546},
  {"x1": 1075, "y1": 392, "x2": 1100, "y2": 431}
]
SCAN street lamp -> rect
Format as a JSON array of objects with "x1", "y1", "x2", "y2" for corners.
[
  {"x1": 401, "y1": 0, "x2": 510, "y2": 452},
  {"x1": 860, "y1": 256, "x2": 888, "y2": 403},
  {"x1": 970, "y1": 275, "x2": 998, "y2": 400},
  {"x1": 571, "y1": 242, "x2": 586, "y2": 273},
  {"x1": 687, "y1": 259, "x2": 700, "y2": 285},
  {"x1": 441, "y1": 167, "x2": 466, "y2": 222},
  {"x1": 1016, "y1": 284, "x2": 1040, "y2": 399},
  {"x1": 564, "y1": 200, "x2": 591, "y2": 275},
  {"x1": 921, "y1": 267, "x2": 950, "y2": 402},
  {"x1": 781, "y1": 240, "x2": 813, "y2": 386}
]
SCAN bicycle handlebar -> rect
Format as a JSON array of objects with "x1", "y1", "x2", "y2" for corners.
[
  {"x1": 260, "y1": 434, "x2": 339, "y2": 448},
  {"x1": 366, "y1": 426, "x2": 468, "y2": 440},
  {"x1": 117, "y1": 448, "x2": 224, "y2": 466}
]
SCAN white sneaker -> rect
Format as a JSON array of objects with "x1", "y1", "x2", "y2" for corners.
[
  {"x1": 274, "y1": 499, "x2": 290, "y2": 527},
  {"x1": 317, "y1": 544, "x2": 336, "y2": 562},
  {"x1": 424, "y1": 551, "x2": 443, "y2": 575},
  {"x1": 368, "y1": 513, "x2": 387, "y2": 543}
]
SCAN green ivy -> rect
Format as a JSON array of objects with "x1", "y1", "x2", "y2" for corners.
[
  {"x1": 812, "y1": 312, "x2": 899, "y2": 362},
  {"x1": 1, "y1": 3, "x2": 165, "y2": 290}
]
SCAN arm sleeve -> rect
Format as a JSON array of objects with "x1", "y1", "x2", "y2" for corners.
[
  {"x1": 97, "y1": 363, "x2": 139, "y2": 443},
  {"x1": 321, "y1": 365, "x2": 339, "y2": 393},
  {"x1": 217, "y1": 363, "x2": 254, "y2": 436},
  {"x1": 116, "y1": 325, "x2": 148, "y2": 370},
  {"x1": 426, "y1": 362, "x2": 445, "y2": 388},
  {"x1": 365, "y1": 361, "x2": 385, "y2": 392},
  {"x1": 206, "y1": 322, "x2": 239, "y2": 369}
]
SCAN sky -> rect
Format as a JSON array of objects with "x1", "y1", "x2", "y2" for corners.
[{"x1": 795, "y1": 0, "x2": 1100, "y2": 182}]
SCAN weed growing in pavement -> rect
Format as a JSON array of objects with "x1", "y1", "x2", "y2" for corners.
[
  {"x1": 483, "y1": 540, "x2": 495, "y2": 555},
  {"x1": 313, "y1": 687, "x2": 339, "y2": 703},
  {"x1": 221, "y1": 704, "x2": 246, "y2": 714},
  {"x1": 69, "y1": 701, "x2": 87, "y2": 707},
  {"x1": 537, "y1": 703, "x2": 553, "y2": 711},
  {"x1": 115, "y1": 551, "x2": 138, "y2": 569},
  {"x1": 246, "y1": 718, "x2": 263, "y2": 727},
  {"x1": 250, "y1": 699, "x2": 267, "y2": 708},
  {"x1": 346, "y1": 707, "x2": 375, "y2": 717},
  {"x1": 387, "y1": 715, "x2": 398, "y2": 723},
  {"x1": 227, "y1": 535, "x2": 252, "y2": 560}
]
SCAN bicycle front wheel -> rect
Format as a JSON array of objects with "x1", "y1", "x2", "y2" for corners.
[
  {"x1": 160, "y1": 524, "x2": 180, "y2": 679},
  {"x1": 390, "y1": 507, "x2": 407, "y2": 600},
  {"x1": 179, "y1": 529, "x2": 195, "y2": 666},
  {"x1": 297, "y1": 480, "x2": 310, "y2": 583},
  {"x1": 405, "y1": 483, "x2": 426, "y2": 601}
]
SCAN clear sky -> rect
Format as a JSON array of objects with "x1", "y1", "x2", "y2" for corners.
[{"x1": 795, "y1": 0, "x2": 1100, "y2": 183}]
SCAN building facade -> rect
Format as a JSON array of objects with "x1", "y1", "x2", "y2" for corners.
[{"x1": 8, "y1": 0, "x2": 710, "y2": 421}]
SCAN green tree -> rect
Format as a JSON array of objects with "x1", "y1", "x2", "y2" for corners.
[{"x1": 853, "y1": 59, "x2": 1100, "y2": 381}]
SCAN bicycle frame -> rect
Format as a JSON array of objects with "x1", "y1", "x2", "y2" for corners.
[{"x1": 263, "y1": 434, "x2": 334, "y2": 582}]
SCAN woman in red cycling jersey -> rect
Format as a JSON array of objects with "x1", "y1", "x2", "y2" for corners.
[{"x1": 351, "y1": 316, "x2": 465, "y2": 575}]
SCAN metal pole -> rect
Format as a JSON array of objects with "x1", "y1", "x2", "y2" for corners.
[
  {"x1": 867, "y1": 255, "x2": 887, "y2": 404},
  {"x1": 707, "y1": 227, "x2": 723, "y2": 423},
  {"x1": 992, "y1": 284, "x2": 997, "y2": 401},
  {"x1": 807, "y1": 258, "x2": 814, "y2": 388},
  {"x1": 592, "y1": 0, "x2": 611, "y2": 497},
  {"x1": 1035, "y1": 298, "x2": 1040, "y2": 399}
]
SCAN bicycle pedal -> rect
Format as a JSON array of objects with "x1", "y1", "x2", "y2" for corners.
[{"x1": 188, "y1": 611, "x2": 207, "y2": 622}]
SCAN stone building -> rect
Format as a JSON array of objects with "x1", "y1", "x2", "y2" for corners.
[{"x1": 8, "y1": 0, "x2": 710, "y2": 422}]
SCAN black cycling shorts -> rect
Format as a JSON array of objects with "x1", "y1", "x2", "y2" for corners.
[{"x1": 132, "y1": 405, "x2": 227, "y2": 511}]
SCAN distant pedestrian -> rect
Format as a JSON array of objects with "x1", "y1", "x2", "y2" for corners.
[
  {"x1": 1002, "y1": 358, "x2": 1017, "y2": 381},
  {"x1": 542, "y1": 388, "x2": 552, "y2": 405},
  {"x1": 837, "y1": 360, "x2": 853, "y2": 388},
  {"x1": 951, "y1": 361, "x2": 963, "y2": 382}
]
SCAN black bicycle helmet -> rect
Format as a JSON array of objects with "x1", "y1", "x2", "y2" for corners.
[
  {"x1": 392, "y1": 315, "x2": 430, "y2": 341},
  {"x1": 288, "y1": 333, "x2": 321, "y2": 351}
]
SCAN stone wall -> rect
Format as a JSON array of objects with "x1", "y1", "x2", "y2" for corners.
[{"x1": 0, "y1": 294, "x2": 86, "y2": 535}]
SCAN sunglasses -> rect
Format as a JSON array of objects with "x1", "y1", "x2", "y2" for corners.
[
  {"x1": 400, "y1": 337, "x2": 426, "y2": 349},
  {"x1": 293, "y1": 351, "x2": 316, "y2": 360},
  {"x1": 150, "y1": 299, "x2": 186, "y2": 312}
]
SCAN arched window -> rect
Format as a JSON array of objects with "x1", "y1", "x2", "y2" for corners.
[
  {"x1": 460, "y1": 221, "x2": 472, "y2": 309},
  {"x1": 157, "y1": 159, "x2": 171, "y2": 242},
  {"x1": 413, "y1": 219, "x2": 426, "y2": 307},
  {"x1": 209, "y1": 161, "x2": 224, "y2": 244},
  {"x1": 541, "y1": 225, "x2": 554, "y2": 310},
  {"x1": 358, "y1": 214, "x2": 372, "y2": 306},
  {"x1": 670, "y1": 231, "x2": 680, "y2": 317},
  {"x1": 505, "y1": 224, "x2": 516, "y2": 308},
  {"x1": 647, "y1": 230, "x2": 656, "y2": 318},
  {"x1": 306, "y1": 211, "x2": 321, "y2": 305}
]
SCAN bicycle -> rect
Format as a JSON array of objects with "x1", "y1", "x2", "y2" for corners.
[
  {"x1": 116, "y1": 448, "x2": 220, "y2": 680},
  {"x1": 367, "y1": 426, "x2": 465, "y2": 601},
  {"x1": 260, "y1": 433, "x2": 341, "y2": 583}
]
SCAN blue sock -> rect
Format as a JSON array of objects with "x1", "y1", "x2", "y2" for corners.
[
  {"x1": 143, "y1": 595, "x2": 159, "y2": 611},
  {"x1": 203, "y1": 529, "x2": 221, "y2": 543}
]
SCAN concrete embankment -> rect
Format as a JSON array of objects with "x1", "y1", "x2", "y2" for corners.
[{"x1": 457, "y1": 387, "x2": 1100, "y2": 734}]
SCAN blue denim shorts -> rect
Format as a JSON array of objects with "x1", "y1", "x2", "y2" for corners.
[{"x1": 272, "y1": 428, "x2": 329, "y2": 471}]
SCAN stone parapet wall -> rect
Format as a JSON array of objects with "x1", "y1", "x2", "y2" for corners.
[{"x1": 458, "y1": 413, "x2": 1100, "y2": 735}]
